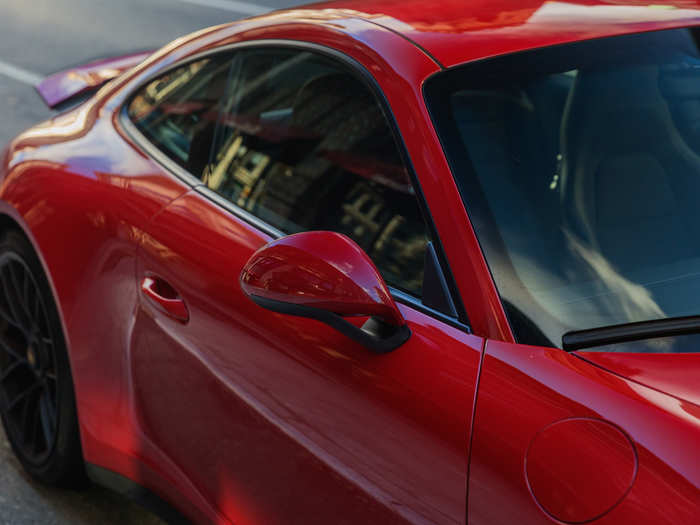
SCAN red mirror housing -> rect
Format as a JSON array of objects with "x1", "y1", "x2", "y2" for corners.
[{"x1": 240, "y1": 231, "x2": 410, "y2": 352}]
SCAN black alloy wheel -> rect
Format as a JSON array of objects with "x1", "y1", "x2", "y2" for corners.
[
  {"x1": 0, "y1": 251, "x2": 59, "y2": 464},
  {"x1": 0, "y1": 230, "x2": 84, "y2": 486}
]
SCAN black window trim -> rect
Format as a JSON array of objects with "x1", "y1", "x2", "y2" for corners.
[{"x1": 119, "y1": 38, "x2": 471, "y2": 333}]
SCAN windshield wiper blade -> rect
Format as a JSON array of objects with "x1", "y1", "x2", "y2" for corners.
[{"x1": 562, "y1": 315, "x2": 700, "y2": 351}]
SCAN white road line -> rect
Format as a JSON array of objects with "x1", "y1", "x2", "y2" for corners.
[
  {"x1": 0, "y1": 59, "x2": 43, "y2": 86},
  {"x1": 0, "y1": 0, "x2": 274, "y2": 87},
  {"x1": 174, "y1": 0, "x2": 271, "y2": 16}
]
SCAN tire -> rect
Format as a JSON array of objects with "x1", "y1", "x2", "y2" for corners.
[{"x1": 0, "y1": 229, "x2": 85, "y2": 487}]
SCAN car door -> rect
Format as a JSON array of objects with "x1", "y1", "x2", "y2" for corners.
[{"x1": 128, "y1": 45, "x2": 483, "y2": 524}]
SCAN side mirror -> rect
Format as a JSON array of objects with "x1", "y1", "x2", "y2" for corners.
[{"x1": 240, "y1": 231, "x2": 410, "y2": 353}]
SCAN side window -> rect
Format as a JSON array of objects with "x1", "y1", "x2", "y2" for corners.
[
  {"x1": 127, "y1": 55, "x2": 233, "y2": 179},
  {"x1": 205, "y1": 49, "x2": 429, "y2": 297}
]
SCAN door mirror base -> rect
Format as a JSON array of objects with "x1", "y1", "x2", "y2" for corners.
[{"x1": 250, "y1": 295, "x2": 411, "y2": 353}]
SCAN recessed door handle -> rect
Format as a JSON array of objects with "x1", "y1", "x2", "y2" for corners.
[{"x1": 141, "y1": 276, "x2": 189, "y2": 323}]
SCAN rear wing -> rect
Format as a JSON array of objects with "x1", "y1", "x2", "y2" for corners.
[{"x1": 36, "y1": 50, "x2": 153, "y2": 109}]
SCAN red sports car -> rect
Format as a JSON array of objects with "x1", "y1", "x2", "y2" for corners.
[{"x1": 1, "y1": 1, "x2": 699, "y2": 523}]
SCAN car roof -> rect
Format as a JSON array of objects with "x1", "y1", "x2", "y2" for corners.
[{"x1": 289, "y1": 0, "x2": 700, "y2": 68}]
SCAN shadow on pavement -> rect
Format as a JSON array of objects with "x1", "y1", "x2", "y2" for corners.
[{"x1": 0, "y1": 427, "x2": 165, "y2": 525}]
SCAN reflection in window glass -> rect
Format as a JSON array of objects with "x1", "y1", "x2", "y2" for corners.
[
  {"x1": 426, "y1": 28, "x2": 700, "y2": 350},
  {"x1": 127, "y1": 56, "x2": 233, "y2": 178},
  {"x1": 204, "y1": 49, "x2": 429, "y2": 297}
]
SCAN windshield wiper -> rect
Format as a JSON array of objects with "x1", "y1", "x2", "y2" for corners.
[{"x1": 562, "y1": 315, "x2": 700, "y2": 351}]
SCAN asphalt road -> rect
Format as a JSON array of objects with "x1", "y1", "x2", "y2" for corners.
[{"x1": 0, "y1": 1, "x2": 306, "y2": 523}]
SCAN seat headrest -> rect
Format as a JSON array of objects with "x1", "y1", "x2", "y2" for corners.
[{"x1": 291, "y1": 73, "x2": 372, "y2": 130}]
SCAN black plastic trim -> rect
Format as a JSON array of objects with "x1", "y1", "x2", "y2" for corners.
[
  {"x1": 562, "y1": 315, "x2": 700, "y2": 351},
  {"x1": 86, "y1": 463, "x2": 191, "y2": 525},
  {"x1": 390, "y1": 288, "x2": 470, "y2": 332},
  {"x1": 118, "y1": 38, "x2": 469, "y2": 332},
  {"x1": 422, "y1": 241, "x2": 458, "y2": 317},
  {"x1": 250, "y1": 295, "x2": 411, "y2": 353}
]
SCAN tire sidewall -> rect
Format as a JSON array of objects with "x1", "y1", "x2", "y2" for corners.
[{"x1": 0, "y1": 230, "x2": 85, "y2": 486}]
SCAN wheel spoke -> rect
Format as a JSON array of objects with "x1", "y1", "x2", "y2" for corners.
[
  {"x1": 39, "y1": 392, "x2": 55, "y2": 448},
  {"x1": 46, "y1": 392, "x2": 57, "y2": 429},
  {"x1": 0, "y1": 266, "x2": 24, "y2": 330},
  {"x1": 6, "y1": 380, "x2": 41, "y2": 412},
  {"x1": 32, "y1": 288, "x2": 40, "y2": 320},
  {"x1": 36, "y1": 336, "x2": 55, "y2": 374},
  {"x1": 40, "y1": 337, "x2": 53, "y2": 349},
  {"x1": 0, "y1": 359, "x2": 25, "y2": 383},
  {"x1": 0, "y1": 304, "x2": 19, "y2": 330},
  {"x1": 0, "y1": 337, "x2": 24, "y2": 362},
  {"x1": 7, "y1": 262, "x2": 30, "y2": 323},
  {"x1": 22, "y1": 270, "x2": 29, "y2": 316}
]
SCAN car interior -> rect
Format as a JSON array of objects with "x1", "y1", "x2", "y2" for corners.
[{"x1": 450, "y1": 28, "x2": 700, "y2": 347}]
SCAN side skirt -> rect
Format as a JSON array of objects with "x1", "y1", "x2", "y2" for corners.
[{"x1": 85, "y1": 463, "x2": 191, "y2": 525}]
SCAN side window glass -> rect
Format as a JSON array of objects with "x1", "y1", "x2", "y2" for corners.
[
  {"x1": 204, "y1": 49, "x2": 430, "y2": 297},
  {"x1": 127, "y1": 56, "x2": 232, "y2": 179}
]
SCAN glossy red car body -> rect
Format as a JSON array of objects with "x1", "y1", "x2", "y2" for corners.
[{"x1": 1, "y1": 1, "x2": 699, "y2": 523}]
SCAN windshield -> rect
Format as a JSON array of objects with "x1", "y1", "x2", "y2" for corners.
[{"x1": 425, "y1": 27, "x2": 700, "y2": 348}]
